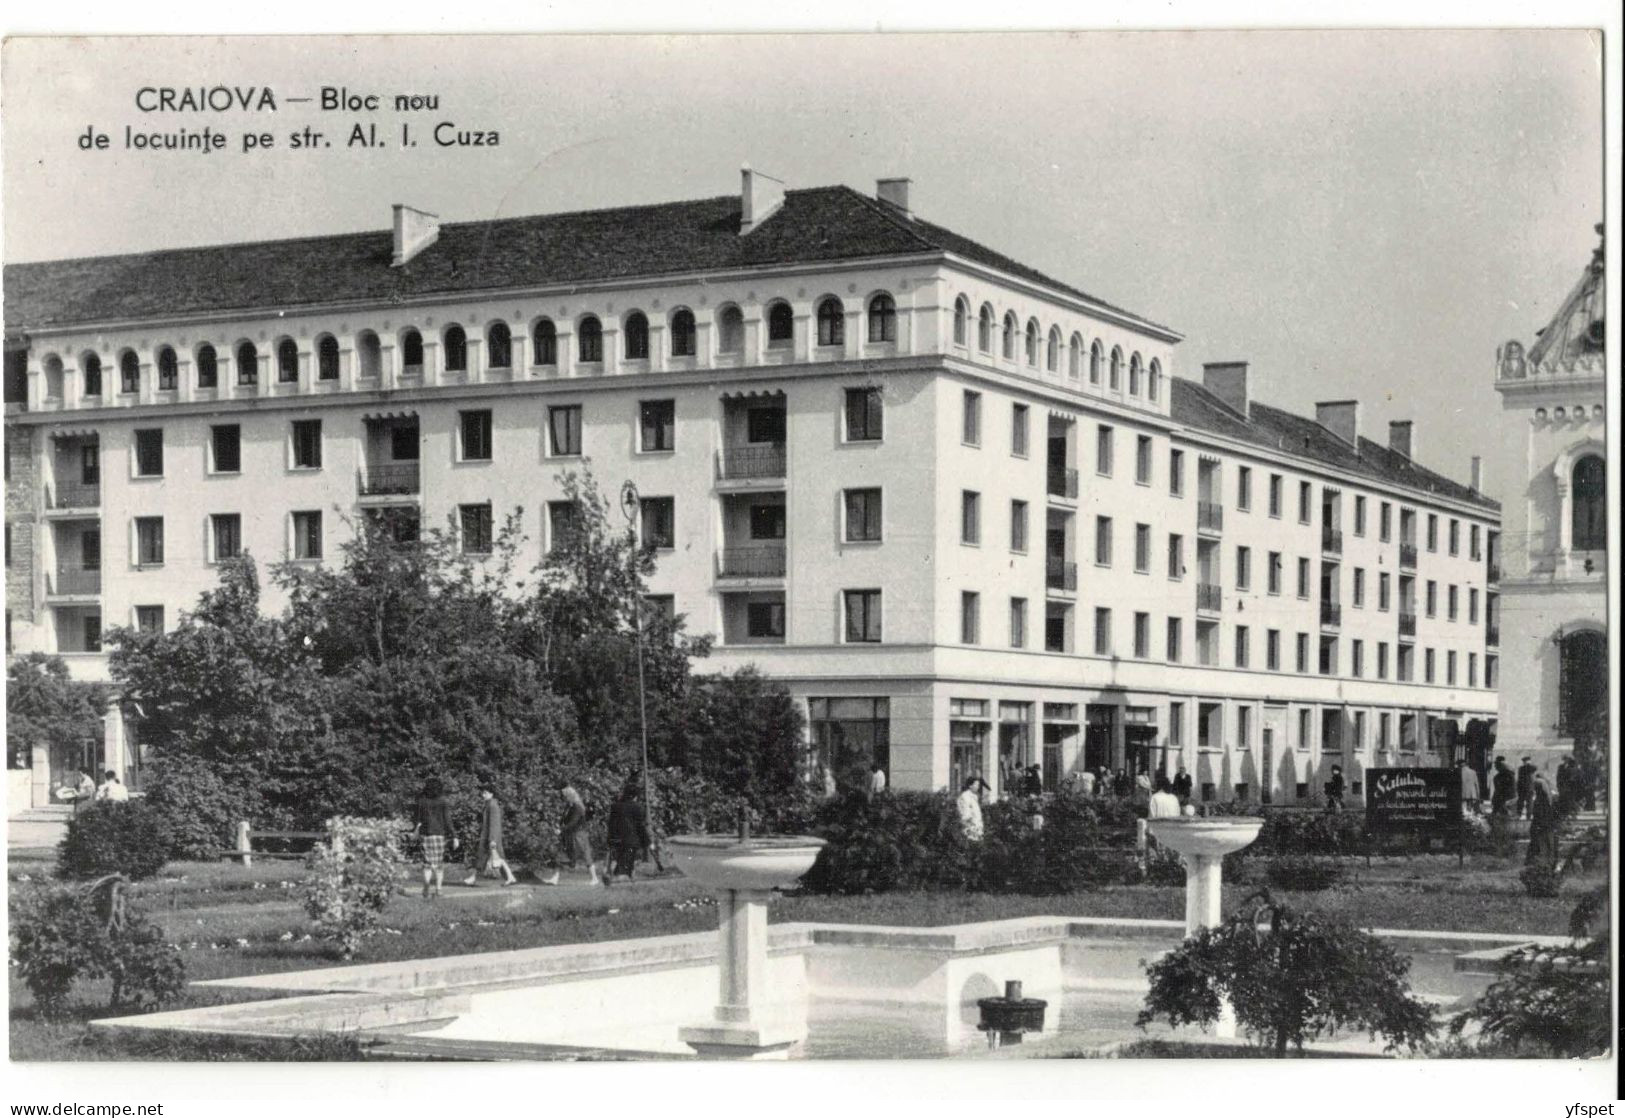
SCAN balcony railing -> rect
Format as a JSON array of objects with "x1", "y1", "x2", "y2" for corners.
[
  {"x1": 719, "y1": 444, "x2": 787, "y2": 481},
  {"x1": 1398, "y1": 611, "x2": 1417, "y2": 638},
  {"x1": 1046, "y1": 466, "x2": 1079, "y2": 500},
  {"x1": 49, "y1": 483, "x2": 101, "y2": 510},
  {"x1": 1320, "y1": 600, "x2": 1342, "y2": 628},
  {"x1": 52, "y1": 568, "x2": 101, "y2": 595},
  {"x1": 1486, "y1": 624, "x2": 1500, "y2": 647},
  {"x1": 718, "y1": 545, "x2": 787, "y2": 578},
  {"x1": 1321, "y1": 527, "x2": 1343, "y2": 556},
  {"x1": 1197, "y1": 501, "x2": 1223, "y2": 534},
  {"x1": 1196, "y1": 582, "x2": 1222, "y2": 612},
  {"x1": 1045, "y1": 558, "x2": 1077, "y2": 591},
  {"x1": 359, "y1": 462, "x2": 421, "y2": 496},
  {"x1": 1399, "y1": 543, "x2": 1417, "y2": 569},
  {"x1": 1487, "y1": 560, "x2": 1501, "y2": 584}
]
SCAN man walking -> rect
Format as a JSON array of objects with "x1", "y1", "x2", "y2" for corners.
[
  {"x1": 462, "y1": 785, "x2": 517, "y2": 887},
  {"x1": 1489, "y1": 756, "x2": 1515, "y2": 817},
  {"x1": 1515, "y1": 756, "x2": 1536, "y2": 819},
  {"x1": 1324, "y1": 765, "x2": 1346, "y2": 812}
]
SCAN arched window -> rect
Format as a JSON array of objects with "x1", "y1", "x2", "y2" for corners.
[
  {"x1": 276, "y1": 338, "x2": 299, "y2": 383},
  {"x1": 485, "y1": 322, "x2": 511, "y2": 369},
  {"x1": 767, "y1": 301, "x2": 794, "y2": 348},
  {"x1": 1558, "y1": 629, "x2": 1607, "y2": 736},
  {"x1": 1089, "y1": 341, "x2": 1103, "y2": 385},
  {"x1": 193, "y1": 345, "x2": 216, "y2": 389},
  {"x1": 400, "y1": 329, "x2": 423, "y2": 372},
  {"x1": 1148, "y1": 358, "x2": 1162, "y2": 401},
  {"x1": 355, "y1": 332, "x2": 381, "y2": 379},
  {"x1": 817, "y1": 297, "x2": 845, "y2": 347},
  {"x1": 1046, "y1": 327, "x2": 1061, "y2": 373},
  {"x1": 1025, "y1": 319, "x2": 1040, "y2": 366},
  {"x1": 953, "y1": 297, "x2": 970, "y2": 346},
  {"x1": 978, "y1": 304, "x2": 995, "y2": 352},
  {"x1": 578, "y1": 316, "x2": 603, "y2": 363},
  {"x1": 624, "y1": 312, "x2": 649, "y2": 360},
  {"x1": 156, "y1": 346, "x2": 178, "y2": 390},
  {"x1": 1002, "y1": 312, "x2": 1018, "y2": 360},
  {"x1": 235, "y1": 342, "x2": 258, "y2": 386},
  {"x1": 717, "y1": 306, "x2": 744, "y2": 354},
  {"x1": 43, "y1": 355, "x2": 64, "y2": 400},
  {"x1": 82, "y1": 352, "x2": 104, "y2": 397},
  {"x1": 1068, "y1": 334, "x2": 1083, "y2": 379},
  {"x1": 1129, "y1": 353, "x2": 1143, "y2": 396},
  {"x1": 670, "y1": 309, "x2": 696, "y2": 357},
  {"x1": 442, "y1": 325, "x2": 467, "y2": 373},
  {"x1": 317, "y1": 335, "x2": 340, "y2": 380},
  {"x1": 867, "y1": 294, "x2": 897, "y2": 344},
  {"x1": 532, "y1": 319, "x2": 557, "y2": 366},
  {"x1": 1572, "y1": 455, "x2": 1606, "y2": 551},
  {"x1": 120, "y1": 350, "x2": 141, "y2": 393},
  {"x1": 1109, "y1": 347, "x2": 1123, "y2": 390}
]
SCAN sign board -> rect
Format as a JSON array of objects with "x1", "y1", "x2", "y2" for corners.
[{"x1": 1365, "y1": 767, "x2": 1463, "y2": 854}]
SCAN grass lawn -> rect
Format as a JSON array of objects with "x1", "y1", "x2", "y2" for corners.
[{"x1": 9, "y1": 849, "x2": 1603, "y2": 1061}]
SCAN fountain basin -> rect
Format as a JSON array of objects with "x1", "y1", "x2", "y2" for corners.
[
  {"x1": 1146, "y1": 818, "x2": 1263, "y2": 858},
  {"x1": 667, "y1": 835, "x2": 826, "y2": 892}
]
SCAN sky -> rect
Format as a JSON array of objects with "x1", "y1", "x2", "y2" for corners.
[{"x1": 0, "y1": 31, "x2": 1604, "y2": 496}]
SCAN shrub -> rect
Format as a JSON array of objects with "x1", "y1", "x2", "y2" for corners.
[
  {"x1": 57, "y1": 800, "x2": 169, "y2": 881},
  {"x1": 1518, "y1": 861, "x2": 1562, "y2": 898},
  {"x1": 799, "y1": 791, "x2": 975, "y2": 895},
  {"x1": 1264, "y1": 855, "x2": 1344, "y2": 892},
  {"x1": 12, "y1": 879, "x2": 185, "y2": 1017},
  {"x1": 301, "y1": 817, "x2": 407, "y2": 959},
  {"x1": 1142, "y1": 843, "x2": 1186, "y2": 886},
  {"x1": 141, "y1": 755, "x2": 267, "y2": 861}
]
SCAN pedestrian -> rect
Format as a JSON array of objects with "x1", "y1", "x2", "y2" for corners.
[
  {"x1": 95, "y1": 769, "x2": 129, "y2": 803},
  {"x1": 605, "y1": 783, "x2": 652, "y2": 884},
  {"x1": 1554, "y1": 756, "x2": 1580, "y2": 816},
  {"x1": 411, "y1": 777, "x2": 459, "y2": 900},
  {"x1": 1113, "y1": 768, "x2": 1132, "y2": 798},
  {"x1": 819, "y1": 760, "x2": 837, "y2": 800},
  {"x1": 1077, "y1": 768, "x2": 1096, "y2": 797},
  {"x1": 1148, "y1": 775, "x2": 1181, "y2": 819},
  {"x1": 462, "y1": 785, "x2": 517, "y2": 887},
  {"x1": 956, "y1": 777, "x2": 985, "y2": 842},
  {"x1": 867, "y1": 762, "x2": 887, "y2": 800},
  {"x1": 1515, "y1": 756, "x2": 1536, "y2": 818},
  {"x1": 70, "y1": 768, "x2": 96, "y2": 816},
  {"x1": 543, "y1": 783, "x2": 600, "y2": 887},
  {"x1": 1324, "y1": 765, "x2": 1345, "y2": 813},
  {"x1": 1457, "y1": 758, "x2": 1479, "y2": 813},
  {"x1": 1490, "y1": 756, "x2": 1515, "y2": 816},
  {"x1": 1023, "y1": 764, "x2": 1043, "y2": 796},
  {"x1": 1172, "y1": 765, "x2": 1193, "y2": 804},
  {"x1": 1526, "y1": 768, "x2": 1560, "y2": 867}
]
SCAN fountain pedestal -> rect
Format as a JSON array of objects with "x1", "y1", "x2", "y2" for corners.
[{"x1": 667, "y1": 835, "x2": 826, "y2": 1060}]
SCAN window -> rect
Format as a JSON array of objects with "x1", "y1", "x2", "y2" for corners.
[
  {"x1": 811, "y1": 698, "x2": 891, "y2": 781},
  {"x1": 1002, "y1": 312, "x2": 1018, "y2": 359},
  {"x1": 961, "y1": 592, "x2": 980, "y2": 644},
  {"x1": 81, "y1": 529, "x2": 100, "y2": 570},
  {"x1": 277, "y1": 338, "x2": 299, "y2": 382},
  {"x1": 119, "y1": 351, "x2": 141, "y2": 393},
  {"x1": 1134, "y1": 612, "x2": 1150, "y2": 658},
  {"x1": 746, "y1": 407, "x2": 785, "y2": 445},
  {"x1": 1573, "y1": 456, "x2": 1606, "y2": 550},
  {"x1": 484, "y1": 323, "x2": 510, "y2": 369},
  {"x1": 1268, "y1": 474, "x2": 1282, "y2": 517},
  {"x1": 135, "y1": 517, "x2": 164, "y2": 566},
  {"x1": 135, "y1": 606, "x2": 164, "y2": 634},
  {"x1": 1558, "y1": 630, "x2": 1607, "y2": 734},
  {"x1": 134, "y1": 429, "x2": 163, "y2": 477},
  {"x1": 1096, "y1": 426, "x2": 1114, "y2": 475},
  {"x1": 1109, "y1": 347, "x2": 1122, "y2": 390},
  {"x1": 1319, "y1": 636, "x2": 1337, "y2": 676},
  {"x1": 1170, "y1": 449, "x2": 1184, "y2": 496},
  {"x1": 1379, "y1": 572, "x2": 1392, "y2": 611},
  {"x1": 623, "y1": 313, "x2": 649, "y2": 360},
  {"x1": 1010, "y1": 598, "x2": 1028, "y2": 649},
  {"x1": 1352, "y1": 639, "x2": 1364, "y2": 678},
  {"x1": 1135, "y1": 524, "x2": 1151, "y2": 573},
  {"x1": 316, "y1": 335, "x2": 341, "y2": 381},
  {"x1": 817, "y1": 298, "x2": 845, "y2": 347},
  {"x1": 845, "y1": 489, "x2": 882, "y2": 542},
  {"x1": 1295, "y1": 632, "x2": 1309, "y2": 673},
  {"x1": 533, "y1": 319, "x2": 558, "y2": 365},
  {"x1": 670, "y1": 310, "x2": 696, "y2": 357},
  {"x1": 1093, "y1": 607, "x2": 1112, "y2": 655},
  {"x1": 1267, "y1": 551, "x2": 1282, "y2": 595},
  {"x1": 1354, "y1": 496, "x2": 1367, "y2": 536},
  {"x1": 962, "y1": 390, "x2": 981, "y2": 445},
  {"x1": 755, "y1": 301, "x2": 791, "y2": 349},
  {"x1": 1135, "y1": 435, "x2": 1152, "y2": 484},
  {"x1": 1267, "y1": 629, "x2": 1281, "y2": 670},
  {"x1": 291, "y1": 420, "x2": 323, "y2": 469},
  {"x1": 1047, "y1": 328, "x2": 1062, "y2": 372},
  {"x1": 210, "y1": 425, "x2": 240, "y2": 473},
  {"x1": 867, "y1": 294, "x2": 896, "y2": 343},
  {"x1": 640, "y1": 400, "x2": 675, "y2": 452},
  {"x1": 845, "y1": 387, "x2": 884, "y2": 441},
  {"x1": 391, "y1": 425, "x2": 420, "y2": 461},
  {"x1": 1168, "y1": 534, "x2": 1184, "y2": 579},
  {"x1": 750, "y1": 504, "x2": 786, "y2": 540},
  {"x1": 978, "y1": 304, "x2": 994, "y2": 352},
  {"x1": 548, "y1": 501, "x2": 579, "y2": 552},
  {"x1": 577, "y1": 317, "x2": 603, "y2": 363},
  {"x1": 400, "y1": 330, "x2": 423, "y2": 371},
  {"x1": 1469, "y1": 588, "x2": 1479, "y2": 624},
  {"x1": 953, "y1": 297, "x2": 969, "y2": 346},
  {"x1": 1425, "y1": 581, "x2": 1437, "y2": 618},
  {"x1": 1234, "y1": 625, "x2": 1249, "y2": 668},
  {"x1": 291, "y1": 511, "x2": 323, "y2": 560},
  {"x1": 961, "y1": 491, "x2": 981, "y2": 545},
  {"x1": 1296, "y1": 557, "x2": 1310, "y2": 599},
  {"x1": 1378, "y1": 643, "x2": 1390, "y2": 680},
  {"x1": 1149, "y1": 358, "x2": 1162, "y2": 400},
  {"x1": 1424, "y1": 648, "x2": 1436, "y2": 683},
  {"x1": 1025, "y1": 320, "x2": 1040, "y2": 366},
  {"x1": 1470, "y1": 525, "x2": 1481, "y2": 560},
  {"x1": 1380, "y1": 501, "x2": 1392, "y2": 541},
  {"x1": 746, "y1": 601, "x2": 785, "y2": 639},
  {"x1": 1426, "y1": 513, "x2": 1438, "y2": 552},
  {"x1": 1298, "y1": 481, "x2": 1311, "y2": 524},
  {"x1": 1166, "y1": 618, "x2": 1183, "y2": 663},
  {"x1": 1010, "y1": 500, "x2": 1028, "y2": 552},
  {"x1": 1447, "y1": 585, "x2": 1458, "y2": 622},
  {"x1": 1446, "y1": 650, "x2": 1458, "y2": 686},
  {"x1": 548, "y1": 405, "x2": 582, "y2": 456},
  {"x1": 156, "y1": 347, "x2": 178, "y2": 390},
  {"x1": 82, "y1": 353, "x2": 104, "y2": 396},
  {"x1": 717, "y1": 307, "x2": 744, "y2": 354},
  {"x1": 640, "y1": 497, "x2": 675, "y2": 549},
  {"x1": 1011, "y1": 404, "x2": 1029, "y2": 457},
  {"x1": 1352, "y1": 568, "x2": 1365, "y2": 607},
  {"x1": 459, "y1": 411, "x2": 492, "y2": 462},
  {"x1": 211, "y1": 514, "x2": 241, "y2": 561},
  {"x1": 1448, "y1": 518, "x2": 1460, "y2": 556},
  {"x1": 235, "y1": 342, "x2": 259, "y2": 386},
  {"x1": 458, "y1": 504, "x2": 491, "y2": 556},
  {"x1": 1235, "y1": 546, "x2": 1251, "y2": 590},
  {"x1": 1129, "y1": 353, "x2": 1143, "y2": 395},
  {"x1": 1094, "y1": 516, "x2": 1112, "y2": 566},
  {"x1": 1468, "y1": 652, "x2": 1478, "y2": 687},
  {"x1": 1237, "y1": 466, "x2": 1252, "y2": 510}
]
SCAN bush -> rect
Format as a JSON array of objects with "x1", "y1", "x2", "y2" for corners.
[
  {"x1": 57, "y1": 800, "x2": 169, "y2": 881},
  {"x1": 12, "y1": 879, "x2": 185, "y2": 1017},
  {"x1": 142, "y1": 756, "x2": 267, "y2": 861},
  {"x1": 1252, "y1": 810, "x2": 1364, "y2": 858},
  {"x1": 1265, "y1": 855, "x2": 1344, "y2": 892},
  {"x1": 1142, "y1": 843, "x2": 1186, "y2": 886},
  {"x1": 1518, "y1": 861, "x2": 1562, "y2": 898},
  {"x1": 799, "y1": 791, "x2": 975, "y2": 895},
  {"x1": 301, "y1": 817, "x2": 407, "y2": 959}
]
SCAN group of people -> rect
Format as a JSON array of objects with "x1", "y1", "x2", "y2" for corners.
[
  {"x1": 59, "y1": 767, "x2": 128, "y2": 813},
  {"x1": 409, "y1": 772, "x2": 659, "y2": 899},
  {"x1": 1481, "y1": 754, "x2": 1563, "y2": 866}
]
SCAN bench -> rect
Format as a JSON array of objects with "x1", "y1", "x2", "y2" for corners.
[{"x1": 220, "y1": 822, "x2": 327, "y2": 865}]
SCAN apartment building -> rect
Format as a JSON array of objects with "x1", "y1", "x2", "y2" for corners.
[{"x1": 3, "y1": 169, "x2": 1499, "y2": 807}]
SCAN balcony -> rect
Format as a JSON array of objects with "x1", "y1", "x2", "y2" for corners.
[
  {"x1": 717, "y1": 545, "x2": 786, "y2": 579},
  {"x1": 358, "y1": 462, "x2": 421, "y2": 497},
  {"x1": 1399, "y1": 543, "x2": 1417, "y2": 569},
  {"x1": 718, "y1": 444, "x2": 787, "y2": 482},
  {"x1": 1045, "y1": 558, "x2": 1077, "y2": 592},
  {"x1": 1197, "y1": 501, "x2": 1223, "y2": 535},
  {"x1": 50, "y1": 568, "x2": 101, "y2": 596},
  {"x1": 1320, "y1": 601, "x2": 1341, "y2": 628},
  {"x1": 1046, "y1": 466, "x2": 1079, "y2": 501},
  {"x1": 1196, "y1": 582, "x2": 1222, "y2": 612},
  {"x1": 1487, "y1": 560, "x2": 1501, "y2": 584},
  {"x1": 1398, "y1": 611, "x2": 1417, "y2": 638},
  {"x1": 1321, "y1": 527, "x2": 1343, "y2": 556},
  {"x1": 1486, "y1": 624, "x2": 1500, "y2": 647},
  {"x1": 48, "y1": 483, "x2": 101, "y2": 511}
]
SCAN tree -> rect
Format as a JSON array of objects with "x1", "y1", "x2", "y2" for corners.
[
  {"x1": 5, "y1": 652, "x2": 109, "y2": 771},
  {"x1": 1137, "y1": 891, "x2": 1438, "y2": 1056}
]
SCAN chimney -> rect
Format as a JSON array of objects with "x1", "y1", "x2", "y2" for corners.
[
  {"x1": 1202, "y1": 362, "x2": 1251, "y2": 420},
  {"x1": 1388, "y1": 420, "x2": 1415, "y2": 460},
  {"x1": 1470, "y1": 456, "x2": 1483, "y2": 492},
  {"x1": 391, "y1": 204, "x2": 440, "y2": 267},
  {"x1": 1315, "y1": 400, "x2": 1360, "y2": 448},
  {"x1": 876, "y1": 177, "x2": 912, "y2": 217},
  {"x1": 739, "y1": 165, "x2": 786, "y2": 235}
]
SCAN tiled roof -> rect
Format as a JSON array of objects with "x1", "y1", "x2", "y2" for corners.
[
  {"x1": 1170, "y1": 377, "x2": 1499, "y2": 512},
  {"x1": 4, "y1": 185, "x2": 1166, "y2": 334}
]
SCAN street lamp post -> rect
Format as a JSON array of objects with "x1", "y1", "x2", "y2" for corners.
[{"x1": 620, "y1": 481, "x2": 654, "y2": 834}]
